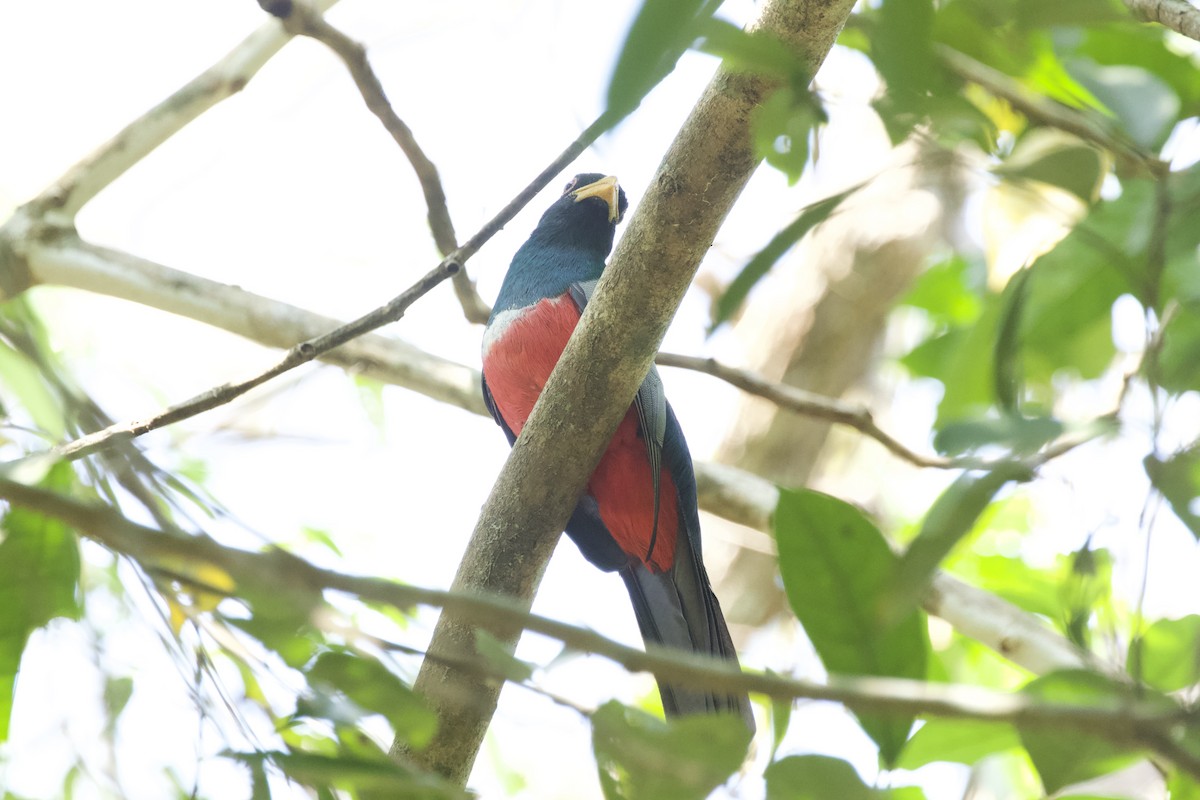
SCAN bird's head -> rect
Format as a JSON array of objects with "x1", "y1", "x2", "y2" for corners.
[{"x1": 529, "y1": 173, "x2": 628, "y2": 255}]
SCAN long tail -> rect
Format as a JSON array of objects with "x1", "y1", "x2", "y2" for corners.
[{"x1": 619, "y1": 532, "x2": 755, "y2": 732}]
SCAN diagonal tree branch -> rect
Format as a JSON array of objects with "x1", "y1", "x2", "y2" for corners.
[
  {"x1": 259, "y1": 0, "x2": 492, "y2": 323},
  {"x1": 401, "y1": 0, "x2": 858, "y2": 783},
  {"x1": 3, "y1": 476, "x2": 1195, "y2": 779}
]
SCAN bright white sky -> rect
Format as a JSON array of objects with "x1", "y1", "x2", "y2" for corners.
[{"x1": 1, "y1": 2, "x2": 1198, "y2": 799}]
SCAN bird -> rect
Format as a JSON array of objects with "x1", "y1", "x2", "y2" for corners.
[{"x1": 481, "y1": 173, "x2": 753, "y2": 730}]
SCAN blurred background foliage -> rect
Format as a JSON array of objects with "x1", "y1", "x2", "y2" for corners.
[{"x1": 2, "y1": 0, "x2": 1200, "y2": 798}]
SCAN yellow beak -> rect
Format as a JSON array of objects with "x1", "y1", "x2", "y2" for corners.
[{"x1": 571, "y1": 175, "x2": 622, "y2": 223}]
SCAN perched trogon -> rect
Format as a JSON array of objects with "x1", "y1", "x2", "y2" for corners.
[{"x1": 481, "y1": 173, "x2": 753, "y2": 730}]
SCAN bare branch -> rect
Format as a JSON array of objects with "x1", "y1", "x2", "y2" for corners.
[
  {"x1": 658, "y1": 352, "x2": 955, "y2": 468},
  {"x1": 1123, "y1": 0, "x2": 1200, "y2": 42},
  {"x1": 26, "y1": 0, "x2": 340, "y2": 224},
  {"x1": 262, "y1": 0, "x2": 492, "y2": 323},
  {"x1": 3, "y1": 476, "x2": 1194, "y2": 774}
]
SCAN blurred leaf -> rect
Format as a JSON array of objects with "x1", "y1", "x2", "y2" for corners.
[
  {"x1": 606, "y1": 0, "x2": 716, "y2": 119},
  {"x1": 712, "y1": 184, "x2": 859, "y2": 330},
  {"x1": 298, "y1": 526, "x2": 343, "y2": 558},
  {"x1": 591, "y1": 700, "x2": 751, "y2": 800},
  {"x1": 1067, "y1": 57, "x2": 1180, "y2": 148},
  {"x1": 473, "y1": 629, "x2": 534, "y2": 683},
  {"x1": 902, "y1": 255, "x2": 984, "y2": 327},
  {"x1": 1156, "y1": 305, "x2": 1200, "y2": 393},
  {"x1": 902, "y1": 296, "x2": 1004, "y2": 423},
  {"x1": 693, "y1": 18, "x2": 811, "y2": 86},
  {"x1": 1058, "y1": 545, "x2": 1113, "y2": 649},
  {"x1": 306, "y1": 651, "x2": 436, "y2": 749},
  {"x1": 775, "y1": 489, "x2": 928, "y2": 765},
  {"x1": 769, "y1": 680, "x2": 792, "y2": 761},
  {"x1": 0, "y1": 339, "x2": 65, "y2": 440},
  {"x1": 1169, "y1": 770, "x2": 1200, "y2": 799},
  {"x1": 872, "y1": 0, "x2": 940, "y2": 101},
  {"x1": 0, "y1": 462, "x2": 82, "y2": 741},
  {"x1": 994, "y1": 268, "x2": 1033, "y2": 413},
  {"x1": 897, "y1": 718, "x2": 1021, "y2": 769},
  {"x1": 933, "y1": 415, "x2": 1066, "y2": 455},
  {"x1": 1145, "y1": 446, "x2": 1200, "y2": 540},
  {"x1": 229, "y1": 750, "x2": 466, "y2": 798},
  {"x1": 1022, "y1": 47, "x2": 1108, "y2": 112},
  {"x1": 1128, "y1": 615, "x2": 1200, "y2": 692},
  {"x1": 1077, "y1": 26, "x2": 1200, "y2": 116},
  {"x1": 354, "y1": 375, "x2": 387, "y2": 437},
  {"x1": 751, "y1": 86, "x2": 827, "y2": 183},
  {"x1": 248, "y1": 756, "x2": 271, "y2": 800},
  {"x1": 764, "y1": 755, "x2": 877, "y2": 800},
  {"x1": 994, "y1": 129, "x2": 1106, "y2": 203},
  {"x1": 1018, "y1": 670, "x2": 1154, "y2": 793},
  {"x1": 102, "y1": 675, "x2": 134, "y2": 737},
  {"x1": 885, "y1": 465, "x2": 1029, "y2": 624}
]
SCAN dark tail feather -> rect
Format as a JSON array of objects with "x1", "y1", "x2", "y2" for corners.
[{"x1": 619, "y1": 534, "x2": 755, "y2": 733}]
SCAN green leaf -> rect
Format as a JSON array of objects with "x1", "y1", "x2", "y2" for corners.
[
  {"x1": 994, "y1": 268, "x2": 1033, "y2": 414},
  {"x1": 902, "y1": 255, "x2": 984, "y2": 327},
  {"x1": 897, "y1": 718, "x2": 1021, "y2": 769},
  {"x1": 1128, "y1": 615, "x2": 1200, "y2": 692},
  {"x1": 712, "y1": 185, "x2": 859, "y2": 330},
  {"x1": 305, "y1": 651, "x2": 436, "y2": 749},
  {"x1": 228, "y1": 750, "x2": 466, "y2": 798},
  {"x1": 693, "y1": 18, "x2": 811, "y2": 86},
  {"x1": 994, "y1": 129, "x2": 1107, "y2": 204},
  {"x1": 933, "y1": 415, "x2": 1067, "y2": 456},
  {"x1": 606, "y1": 0, "x2": 715, "y2": 119},
  {"x1": 1018, "y1": 670, "x2": 1152, "y2": 793},
  {"x1": 0, "y1": 462, "x2": 82, "y2": 741},
  {"x1": 1066, "y1": 57, "x2": 1180, "y2": 149},
  {"x1": 902, "y1": 294, "x2": 1004, "y2": 423},
  {"x1": 884, "y1": 465, "x2": 1029, "y2": 624},
  {"x1": 1077, "y1": 26, "x2": 1200, "y2": 115},
  {"x1": 102, "y1": 675, "x2": 134, "y2": 737},
  {"x1": 591, "y1": 700, "x2": 751, "y2": 800},
  {"x1": 473, "y1": 629, "x2": 534, "y2": 683},
  {"x1": 751, "y1": 86, "x2": 827, "y2": 184},
  {"x1": 774, "y1": 489, "x2": 929, "y2": 766},
  {"x1": 1145, "y1": 447, "x2": 1200, "y2": 540},
  {"x1": 0, "y1": 338, "x2": 65, "y2": 439},
  {"x1": 764, "y1": 755, "x2": 878, "y2": 800},
  {"x1": 1157, "y1": 304, "x2": 1200, "y2": 393}
]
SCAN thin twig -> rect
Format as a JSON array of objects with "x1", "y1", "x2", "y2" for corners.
[
  {"x1": 262, "y1": 0, "x2": 492, "y2": 323},
  {"x1": 48, "y1": 258, "x2": 459, "y2": 463},
  {"x1": 657, "y1": 352, "x2": 1110, "y2": 471},
  {"x1": 1123, "y1": 0, "x2": 1200, "y2": 42},
  {"x1": 3, "y1": 475, "x2": 1197, "y2": 768}
]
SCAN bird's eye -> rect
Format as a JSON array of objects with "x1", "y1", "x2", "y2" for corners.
[{"x1": 561, "y1": 177, "x2": 579, "y2": 195}]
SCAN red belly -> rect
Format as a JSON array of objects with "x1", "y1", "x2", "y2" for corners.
[{"x1": 483, "y1": 295, "x2": 678, "y2": 571}]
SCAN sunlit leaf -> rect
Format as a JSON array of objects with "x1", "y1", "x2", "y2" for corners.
[
  {"x1": 897, "y1": 718, "x2": 1021, "y2": 769},
  {"x1": 1066, "y1": 57, "x2": 1180, "y2": 148},
  {"x1": 1128, "y1": 615, "x2": 1200, "y2": 692},
  {"x1": 933, "y1": 415, "x2": 1066, "y2": 456},
  {"x1": 1145, "y1": 447, "x2": 1200, "y2": 540},
  {"x1": 994, "y1": 129, "x2": 1107, "y2": 203},
  {"x1": 712, "y1": 184, "x2": 859, "y2": 330},
  {"x1": 591, "y1": 700, "x2": 751, "y2": 800},
  {"x1": 902, "y1": 255, "x2": 984, "y2": 327},
  {"x1": 775, "y1": 489, "x2": 928, "y2": 765},
  {"x1": 606, "y1": 0, "x2": 715, "y2": 119},
  {"x1": 306, "y1": 650, "x2": 437, "y2": 749},
  {"x1": 1018, "y1": 670, "x2": 1155, "y2": 793},
  {"x1": 229, "y1": 750, "x2": 466, "y2": 798},
  {"x1": 1156, "y1": 305, "x2": 1200, "y2": 394},
  {"x1": 473, "y1": 629, "x2": 534, "y2": 684},
  {"x1": 751, "y1": 86, "x2": 827, "y2": 184},
  {"x1": 0, "y1": 462, "x2": 82, "y2": 741},
  {"x1": 884, "y1": 465, "x2": 1029, "y2": 624},
  {"x1": 764, "y1": 754, "x2": 877, "y2": 800}
]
